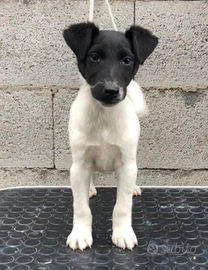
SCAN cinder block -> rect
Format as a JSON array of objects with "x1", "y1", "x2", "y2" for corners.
[
  {"x1": 0, "y1": 168, "x2": 208, "y2": 190},
  {"x1": 0, "y1": 88, "x2": 53, "y2": 168},
  {"x1": 53, "y1": 88, "x2": 75, "y2": 170},
  {"x1": 137, "y1": 169, "x2": 208, "y2": 187},
  {"x1": 0, "y1": 169, "x2": 70, "y2": 189},
  {"x1": 135, "y1": 1, "x2": 208, "y2": 88},
  {"x1": 54, "y1": 87, "x2": 208, "y2": 170},
  {"x1": 138, "y1": 88, "x2": 208, "y2": 169},
  {"x1": 0, "y1": 0, "x2": 133, "y2": 88}
]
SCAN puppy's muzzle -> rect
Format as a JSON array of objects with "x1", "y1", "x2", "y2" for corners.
[{"x1": 91, "y1": 82, "x2": 125, "y2": 106}]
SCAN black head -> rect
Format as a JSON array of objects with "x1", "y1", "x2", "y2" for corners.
[{"x1": 63, "y1": 22, "x2": 158, "y2": 106}]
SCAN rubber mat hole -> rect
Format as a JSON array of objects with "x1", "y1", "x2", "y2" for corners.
[
  {"x1": 20, "y1": 247, "x2": 37, "y2": 255},
  {"x1": 12, "y1": 266, "x2": 29, "y2": 270},
  {"x1": 152, "y1": 255, "x2": 169, "y2": 264},
  {"x1": 15, "y1": 255, "x2": 33, "y2": 264},
  {"x1": 132, "y1": 255, "x2": 150, "y2": 264},
  {"x1": 31, "y1": 266, "x2": 50, "y2": 270},
  {"x1": 132, "y1": 266, "x2": 151, "y2": 270},
  {"x1": 173, "y1": 266, "x2": 190, "y2": 270},
  {"x1": 113, "y1": 266, "x2": 130, "y2": 270},
  {"x1": 73, "y1": 266, "x2": 90, "y2": 270},
  {"x1": 52, "y1": 266, "x2": 70, "y2": 270},
  {"x1": 190, "y1": 256, "x2": 207, "y2": 264},
  {"x1": 0, "y1": 254, "x2": 14, "y2": 264},
  {"x1": 2, "y1": 246, "x2": 18, "y2": 255},
  {"x1": 193, "y1": 265, "x2": 208, "y2": 270},
  {"x1": 153, "y1": 266, "x2": 171, "y2": 270},
  {"x1": 171, "y1": 255, "x2": 188, "y2": 264},
  {"x1": 95, "y1": 255, "x2": 111, "y2": 264}
]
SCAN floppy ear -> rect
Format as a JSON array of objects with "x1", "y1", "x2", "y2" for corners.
[
  {"x1": 63, "y1": 22, "x2": 99, "y2": 61},
  {"x1": 125, "y1": 25, "x2": 158, "y2": 65}
]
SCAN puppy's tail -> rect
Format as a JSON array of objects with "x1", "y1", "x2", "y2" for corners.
[{"x1": 127, "y1": 80, "x2": 149, "y2": 118}]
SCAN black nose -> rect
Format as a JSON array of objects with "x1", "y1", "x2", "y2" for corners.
[{"x1": 105, "y1": 87, "x2": 119, "y2": 97}]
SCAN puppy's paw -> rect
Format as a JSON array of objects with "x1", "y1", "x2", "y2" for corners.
[
  {"x1": 112, "y1": 226, "x2": 138, "y2": 250},
  {"x1": 133, "y1": 185, "x2": 141, "y2": 196},
  {"x1": 89, "y1": 185, "x2": 97, "y2": 198},
  {"x1": 66, "y1": 227, "x2": 93, "y2": 251}
]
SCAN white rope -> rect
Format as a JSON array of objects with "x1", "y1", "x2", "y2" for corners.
[
  {"x1": 89, "y1": 0, "x2": 118, "y2": 31},
  {"x1": 104, "y1": 0, "x2": 118, "y2": 31},
  {"x1": 89, "y1": 0, "x2": 94, "y2": 21}
]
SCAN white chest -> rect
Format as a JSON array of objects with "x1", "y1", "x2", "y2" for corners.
[
  {"x1": 69, "y1": 82, "x2": 143, "y2": 171},
  {"x1": 84, "y1": 143, "x2": 122, "y2": 172}
]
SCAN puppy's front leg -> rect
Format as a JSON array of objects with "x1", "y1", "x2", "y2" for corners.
[
  {"x1": 66, "y1": 163, "x2": 93, "y2": 251},
  {"x1": 112, "y1": 163, "x2": 138, "y2": 250}
]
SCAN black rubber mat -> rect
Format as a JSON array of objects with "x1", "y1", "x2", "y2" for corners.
[{"x1": 0, "y1": 187, "x2": 208, "y2": 270}]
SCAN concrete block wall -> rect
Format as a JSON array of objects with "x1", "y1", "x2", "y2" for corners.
[{"x1": 0, "y1": 0, "x2": 208, "y2": 189}]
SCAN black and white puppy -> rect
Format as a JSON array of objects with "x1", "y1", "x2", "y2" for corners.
[{"x1": 63, "y1": 22, "x2": 158, "y2": 251}]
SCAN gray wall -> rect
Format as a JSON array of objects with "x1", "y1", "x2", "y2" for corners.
[{"x1": 0, "y1": 0, "x2": 208, "y2": 188}]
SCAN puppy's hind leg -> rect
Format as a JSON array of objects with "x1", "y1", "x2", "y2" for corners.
[
  {"x1": 89, "y1": 175, "x2": 97, "y2": 198},
  {"x1": 133, "y1": 185, "x2": 141, "y2": 196},
  {"x1": 66, "y1": 163, "x2": 93, "y2": 251}
]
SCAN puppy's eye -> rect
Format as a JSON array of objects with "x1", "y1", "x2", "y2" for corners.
[
  {"x1": 90, "y1": 53, "x2": 100, "y2": 62},
  {"x1": 123, "y1": 57, "x2": 132, "y2": 65}
]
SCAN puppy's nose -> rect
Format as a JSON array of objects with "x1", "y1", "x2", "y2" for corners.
[{"x1": 105, "y1": 87, "x2": 119, "y2": 97}]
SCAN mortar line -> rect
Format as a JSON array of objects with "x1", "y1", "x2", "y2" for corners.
[
  {"x1": 51, "y1": 89, "x2": 56, "y2": 169},
  {"x1": 139, "y1": 168, "x2": 208, "y2": 172},
  {"x1": 1, "y1": 168, "x2": 208, "y2": 172},
  {"x1": 134, "y1": 0, "x2": 136, "y2": 24},
  {"x1": 0, "y1": 85, "x2": 207, "y2": 92}
]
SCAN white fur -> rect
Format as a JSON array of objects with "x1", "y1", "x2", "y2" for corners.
[{"x1": 66, "y1": 80, "x2": 147, "y2": 250}]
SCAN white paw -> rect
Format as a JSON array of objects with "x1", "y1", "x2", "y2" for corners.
[
  {"x1": 133, "y1": 185, "x2": 141, "y2": 196},
  {"x1": 112, "y1": 226, "x2": 138, "y2": 250},
  {"x1": 89, "y1": 185, "x2": 97, "y2": 198},
  {"x1": 66, "y1": 227, "x2": 93, "y2": 251}
]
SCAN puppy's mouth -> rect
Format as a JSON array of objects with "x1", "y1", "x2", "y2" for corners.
[
  {"x1": 90, "y1": 82, "x2": 126, "y2": 106},
  {"x1": 100, "y1": 102, "x2": 118, "y2": 107}
]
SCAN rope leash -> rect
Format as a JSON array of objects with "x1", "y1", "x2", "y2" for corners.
[
  {"x1": 89, "y1": 0, "x2": 118, "y2": 31},
  {"x1": 89, "y1": 0, "x2": 94, "y2": 22}
]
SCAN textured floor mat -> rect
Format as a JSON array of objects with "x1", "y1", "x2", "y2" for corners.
[{"x1": 0, "y1": 187, "x2": 208, "y2": 270}]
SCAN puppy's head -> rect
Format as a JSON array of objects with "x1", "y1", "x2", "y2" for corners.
[{"x1": 63, "y1": 22, "x2": 158, "y2": 106}]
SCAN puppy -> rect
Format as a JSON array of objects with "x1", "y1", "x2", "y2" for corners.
[{"x1": 63, "y1": 22, "x2": 158, "y2": 251}]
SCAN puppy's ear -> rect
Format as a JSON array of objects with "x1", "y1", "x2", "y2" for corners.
[
  {"x1": 125, "y1": 25, "x2": 158, "y2": 65},
  {"x1": 63, "y1": 22, "x2": 99, "y2": 61}
]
